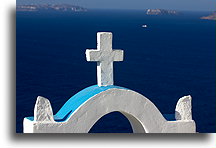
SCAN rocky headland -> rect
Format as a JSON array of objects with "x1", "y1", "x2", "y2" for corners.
[
  {"x1": 16, "y1": 4, "x2": 87, "y2": 12},
  {"x1": 146, "y1": 9, "x2": 179, "y2": 15},
  {"x1": 200, "y1": 12, "x2": 216, "y2": 20}
]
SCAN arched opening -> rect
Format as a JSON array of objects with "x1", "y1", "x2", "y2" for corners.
[
  {"x1": 88, "y1": 111, "x2": 133, "y2": 133},
  {"x1": 88, "y1": 111, "x2": 146, "y2": 133}
]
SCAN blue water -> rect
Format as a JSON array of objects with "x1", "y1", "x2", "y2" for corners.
[{"x1": 16, "y1": 10, "x2": 215, "y2": 133}]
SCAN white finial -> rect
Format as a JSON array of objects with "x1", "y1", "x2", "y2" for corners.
[
  {"x1": 175, "y1": 95, "x2": 192, "y2": 121},
  {"x1": 86, "y1": 32, "x2": 124, "y2": 86},
  {"x1": 34, "y1": 96, "x2": 54, "y2": 122}
]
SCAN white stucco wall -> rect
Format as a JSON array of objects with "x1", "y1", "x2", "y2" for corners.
[
  {"x1": 23, "y1": 32, "x2": 196, "y2": 133},
  {"x1": 23, "y1": 88, "x2": 196, "y2": 133}
]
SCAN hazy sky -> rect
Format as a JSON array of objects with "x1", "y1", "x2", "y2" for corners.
[{"x1": 17, "y1": 0, "x2": 215, "y2": 11}]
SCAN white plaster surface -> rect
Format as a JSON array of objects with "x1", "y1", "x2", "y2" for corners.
[
  {"x1": 175, "y1": 95, "x2": 192, "y2": 120},
  {"x1": 23, "y1": 89, "x2": 196, "y2": 133},
  {"x1": 23, "y1": 32, "x2": 196, "y2": 133},
  {"x1": 34, "y1": 96, "x2": 54, "y2": 122},
  {"x1": 86, "y1": 32, "x2": 123, "y2": 86}
]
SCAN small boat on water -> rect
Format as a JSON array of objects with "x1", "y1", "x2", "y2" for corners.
[{"x1": 142, "y1": 24, "x2": 147, "y2": 28}]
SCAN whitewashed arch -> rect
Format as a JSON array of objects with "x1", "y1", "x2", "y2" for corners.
[
  {"x1": 23, "y1": 32, "x2": 196, "y2": 133},
  {"x1": 23, "y1": 86, "x2": 196, "y2": 133},
  {"x1": 64, "y1": 88, "x2": 165, "y2": 133}
]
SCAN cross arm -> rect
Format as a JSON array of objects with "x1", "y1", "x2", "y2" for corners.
[
  {"x1": 112, "y1": 49, "x2": 124, "y2": 61},
  {"x1": 86, "y1": 49, "x2": 102, "y2": 61}
]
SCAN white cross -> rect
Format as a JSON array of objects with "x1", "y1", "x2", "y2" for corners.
[{"x1": 86, "y1": 32, "x2": 124, "y2": 86}]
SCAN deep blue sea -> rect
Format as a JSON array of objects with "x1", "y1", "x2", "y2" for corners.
[{"x1": 16, "y1": 9, "x2": 215, "y2": 133}]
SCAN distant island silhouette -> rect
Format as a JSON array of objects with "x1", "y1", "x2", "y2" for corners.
[
  {"x1": 16, "y1": 4, "x2": 87, "y2": 12},
  {"x1": 200, "y1": 12, "x2": 216, "y2": 20},
  {"x1": 146, "y1": 9, "x2": 179, "y2": 15}
]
